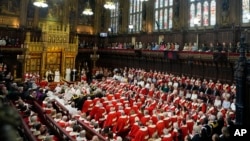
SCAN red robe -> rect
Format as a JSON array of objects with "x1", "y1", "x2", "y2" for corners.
[
  {"x1": 95, "y1": 106, "x2": 106, "y2": 124},
  {"x1": 140, "y1": 115, "x2": 151, "y2": 126},
  {"x1": 114, "y1": 92, "x2": 121, "y2": 99},
  {"x1": 81, "y1": 74, "x2": 87, "y2": 82},
  {"x1": 113, "y1": 115, "x2": 130, "y2": 133},
  {"x1": 199, "y1": 102, "x2": 207, "y2": 113},
  {"x1": 92, "y1": 97, "x2": 100, "y2": 105},
  {"x1": 105, "y1": 104, "x2": 113, "y2": 113},
  {"x1": 58, "y1": 120, "x2": 68, "y2": 128},
  {"x1": 140, "y1": 87, "x2": 147, "y2": 95},
  {"x1": 124, "y1": 106, "x2": 132, "y2": 115},
  {"x1": 103, "y1": 111, "x2": 117, "y2": 128},
  {"x1": 89, "y1": 104, "x2": 99, "y2": 118},
  {"x1": 150, "y1": 114, "x2": 158, "y2": 124},
  {"x1": 162, "y1": 133, "x2": 173, "y2": 141},
  {"x1": 147, "y1": 124, "x2": 157, "y2": 138},
  {"x1": 81, "y1": 99, "x2": 93, "y2": 113},
  {"x1": 132, "y1": 126, "x2": 149, "y2": 141},
  {"x1": 39, "y1": 80, "x2": 48, "y2": 88},
  {"x1": 186, "y1": 119, "x2": 195, "y2": 134},
  {"x1": 128, "y1": 122, "x2": 140, "y2": 139},
  {"x1": 148, "y1": 89, "x2": 154, "y2": 97},
  {"x1": 156, "y1": 120, "x2": 165, "y2": 136},
  {"x1": 106, "y1": 94, "x2": 114, "y2": 101},
  {"x1": 171, "y1": 129, "x2": 178, "y2": 141},
  {"x1": 180, "y1": 124, "x2": 189, "y2": 140},
  {"x1": 163, "y1": 117, "x2": 172, "y2": 130},
  {"x1": 129, "y1": 114, "x2": 138, "y2": 126}
]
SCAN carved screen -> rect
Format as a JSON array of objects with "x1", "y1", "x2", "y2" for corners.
[
  {"x1": 26, "y1": 58, "x2": 41, "y2": 73},
  {"x1": 65, "y1": 57, "x2": 74, "y2": 69},
  {"x1": 46, "y1": 52, "x2": 61, "y2": 71}
]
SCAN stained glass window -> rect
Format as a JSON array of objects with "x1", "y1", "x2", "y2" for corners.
[
  {"x1": 154, "y1": 0, "x2": 173, "y2": 31},
  {"x1": 129, "y1": 0, "x2": 143, "y2": 33},
  {"x1": 189, "y1": 0, "x2": 216, "y2": 27},
  {"x1": 110, "y1": 2, "x2": 119, "y2": 34},
  {"x1": 242, "y1": 0, "x2": 250, "y2": 23}
]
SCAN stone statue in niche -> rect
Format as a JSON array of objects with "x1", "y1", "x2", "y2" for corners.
[
  {"x1": 173, "y1": 0, "x2": 180, "y2": 30},
  {"x1": 174, "y1": 0, "x2": 180, "y2": 18},
  {"x1": 141, "y1": 21, "x2": 146, "y2": 32},
  {"x1": 221, "y1": 0, "x2": 229, "y2": 25},
  {"x1": 46, "y1": 0, "x2": 62, "y2": 20}
]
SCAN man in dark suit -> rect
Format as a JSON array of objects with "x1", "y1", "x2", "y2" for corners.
[
  {"x1": 212, "y1": 87, "x2": 221, "y2": 96},
  {"x1": 191, "y1": 125, "x2": 201, "y2": 141},
  {"x1": 204, "y1": 85, "x2": 212, "y2": 95},
  {"x1": 70, "y1": 69, "x2": 77, "y2": 81}
]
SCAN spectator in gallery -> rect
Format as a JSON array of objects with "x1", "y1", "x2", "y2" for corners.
[
  {"x1": 214, "y1": 41, "x2": 222, "y2": 52},
  {"x1": 147, "y1": 42, "x2": 152, "y2": 50},
  {"x1": 192, "y1": 42, "x2": 198, "y2": 51},
  {"x1": 200, "y1": 43, "x2": 208, "y2": 52},
  {"x1": 152, "y1": 42, "x2": 159, "y2": 50},
  {"x1": 236, "y1": 41, "x2": 240, "y2": 53},
  {"x1": 0, "y1": 37, "x2": 7, "y2": 46},
  {"x1": 221, "y1": 42, "x2": 228, "y2": 52},
  {"x1": 174, "y1": 42, "x2": 180, "y2": 51},
  {"x1": 228, "y1": 42, "x2": 236, "y2": 52},
  {"x1": 183, "y1": 43, "x2": 189, "y2": 51},
  {"x1": 207, "y1": 42, "x2": 214, "y2": 52}
]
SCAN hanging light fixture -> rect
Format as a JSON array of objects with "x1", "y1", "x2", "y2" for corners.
[
  {"x1": 82, "y1": 0, "x2": 94, "y2": 15},
  {"x1": 33, "y1": 0, "x2": 48, "y2": 8},
  {"x1": 104, "y1": 0, "x2": 116, "y2": 10}
]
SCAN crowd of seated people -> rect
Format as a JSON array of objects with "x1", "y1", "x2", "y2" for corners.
[
  {"x1": 45, "y1": 67, "x2": 237, "y2": 140},
  {"x1": 0, "y1": 36, "x2": 21, "y2": 47},
  {"x1": 88, "y1": 67, "x2": 236, "y2": 141},
  {"x1": 0, "y1": 79, "x2": 60, "y2": 141},
  {"x1": 84, "y1": 40, "x2": 243, "y2": 53},
  {"x1": 1, "y1": 66, "x2": 238, "y2": 141},
  {"x1": 183, "y1": 42, "x2": 239, "y2": 53},
  {"x1": 14, "y1": 97, "x2": 59, "y2": 141}
]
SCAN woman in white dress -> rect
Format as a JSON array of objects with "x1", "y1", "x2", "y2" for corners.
[
  {"x1": 65, "y1": 68, "x2": 71, "y2": 81},
  {"x1": 54, "y1": 69, "x2": 60, "y2": 82}
]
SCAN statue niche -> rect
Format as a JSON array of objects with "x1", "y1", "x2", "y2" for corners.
[{"x1": 221, "y1": 0, "x2": 229, "y2": 25}]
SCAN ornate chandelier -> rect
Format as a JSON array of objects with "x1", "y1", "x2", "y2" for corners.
[
  {"x1": 104, "y1": 0, "x2": 116, "y2": 10},
  {"x1": 33, "y1": 0, "x2": 48, "y2": 8},
  {"x1": 82, "y1": 0, "x2": 94, "y2": 16}
]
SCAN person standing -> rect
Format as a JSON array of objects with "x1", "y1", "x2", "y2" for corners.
[
  {"x1": 65, "y1": 68, "x2": 71, "y2": 82},
  {"x1": 54, "y1": 68, "x2": 60, "y2": 82}
]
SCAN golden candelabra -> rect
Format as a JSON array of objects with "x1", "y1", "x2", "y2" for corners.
[{"x1": 90, "y1": 45, "x2": 99, "y2": 70}]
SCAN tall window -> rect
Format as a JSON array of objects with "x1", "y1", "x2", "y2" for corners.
[
  {"x1": 154, "y1": 0, "x2": 173, "y2": 31},
  {"x1": 189, "y1": 0, "x2": 216, "y2": 27},
  {"x1": 129, "y1": 0, "x2": 143, "y2": 33},
  {"x1": 242, "y1": 0, "x2": 250, "y2": 23},
  {"x1": 110, "y1": 2, "x2": 119, "y2": 34}
]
